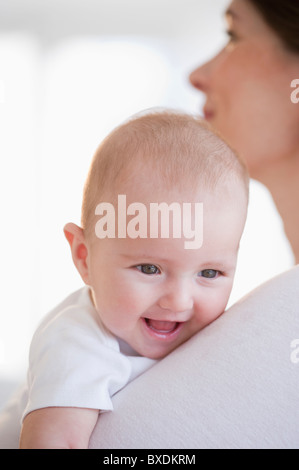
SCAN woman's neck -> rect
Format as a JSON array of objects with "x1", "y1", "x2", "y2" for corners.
[{"x1": 254, "y1": 154, "x2": 299, "y2": 264}]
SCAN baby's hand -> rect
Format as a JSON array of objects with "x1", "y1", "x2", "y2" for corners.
[{"x1": 19, "y1": 406, "x2": 99, "y2": 449}]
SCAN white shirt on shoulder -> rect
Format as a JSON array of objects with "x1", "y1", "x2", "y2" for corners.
[{"x1": 23, "y1": 287, "x2": 156, "y2": 420}]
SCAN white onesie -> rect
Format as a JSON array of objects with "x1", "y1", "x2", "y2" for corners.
[{"x1": 22, "y1": 287, "x2": 156, "y2": 420}]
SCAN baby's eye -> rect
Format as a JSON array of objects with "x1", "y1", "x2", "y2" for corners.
[
  {"x1": 136, "y1": 264, "x2": 160, "y2": 275},
  {"x1": 199, "y1": 269, "x2": 219, "y2": 279}
]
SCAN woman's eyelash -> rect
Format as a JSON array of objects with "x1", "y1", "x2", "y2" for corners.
[{"x1": 226, "y1": 30, "x2": 238, "y2": 42}]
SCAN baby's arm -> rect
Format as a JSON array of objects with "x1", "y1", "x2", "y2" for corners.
[{"x1": 19, "y1": 407, "x2": 99, "y2": 449}]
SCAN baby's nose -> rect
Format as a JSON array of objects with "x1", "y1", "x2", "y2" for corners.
[{"x1": 158, "y1": 281, "x2": 194, "y2": 317}]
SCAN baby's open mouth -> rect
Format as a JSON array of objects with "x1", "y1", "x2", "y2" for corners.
[{"x1": 145, "y1": 318, "x2": 180, "y2": 334}]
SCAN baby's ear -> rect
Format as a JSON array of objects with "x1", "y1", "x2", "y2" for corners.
[{"x1": 63, "y1": 223, "x2": 90, "y2": 285}]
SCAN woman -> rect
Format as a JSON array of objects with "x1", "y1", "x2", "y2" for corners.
[
  {"x1": 87, "y1": 0, "x2": 299, "y2": 449},
  {"x1": 189, "y1": 0, "x2": 299, "y2": 263}
]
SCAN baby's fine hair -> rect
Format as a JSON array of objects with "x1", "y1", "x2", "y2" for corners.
[{"x1": 81, "y1": 109, "x2": 249, "y2": 235}]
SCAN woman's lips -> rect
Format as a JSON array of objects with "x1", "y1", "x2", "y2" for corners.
[{"x1": 203, "y1": 106, "x2": 215, "y2": 121}]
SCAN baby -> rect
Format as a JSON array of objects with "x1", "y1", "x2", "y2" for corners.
[{"x1": 19, "y1": 110, "x2": 249, "y2": 448}]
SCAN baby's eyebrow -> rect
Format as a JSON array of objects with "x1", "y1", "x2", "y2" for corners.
[{"x1": 120, "y1": 253, "x2": 169, "y2": 263}]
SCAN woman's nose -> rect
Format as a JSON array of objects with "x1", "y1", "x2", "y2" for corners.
[
  {"x1": 189, "y1": 61, "x2": 211, "y2": 93},
  {"x1": 189, "y1": 52, "x2": 221, "y2": 93}
]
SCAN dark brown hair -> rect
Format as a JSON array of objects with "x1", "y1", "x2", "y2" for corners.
[{"x1": 249, "y1": 0, "x2": 299, "y2": 53}]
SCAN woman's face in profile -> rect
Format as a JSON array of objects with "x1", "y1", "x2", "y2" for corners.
[{"x1": 189, "y1": 0, "x2": 299, "y2": 178}]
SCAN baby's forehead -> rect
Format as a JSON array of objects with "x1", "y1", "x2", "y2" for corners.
[
  {"x1": 93, "y1": 178, "x2": 246, "y2": 214},
  {"x1": 82, "y1": 112, "x2": 249, "y2": 241}
]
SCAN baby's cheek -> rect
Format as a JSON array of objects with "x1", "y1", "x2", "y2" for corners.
[
  {"x1": 123, "y1": 279, "x2": 151, "y2": 306},
  {"x1": 196, "y1": 294, "x2": 228, "y2": 325},
  {"x1": 119, "y1": 292, "x2": 144, "y2": 315}
]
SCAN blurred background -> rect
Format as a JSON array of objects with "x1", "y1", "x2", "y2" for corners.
[{"x1": 0, "y1": 0, "x2": 294, "y2": 400}]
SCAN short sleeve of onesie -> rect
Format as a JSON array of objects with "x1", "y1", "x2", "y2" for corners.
[{"x1": 22, "y1": 288, "x2": 155, "y2": 420}]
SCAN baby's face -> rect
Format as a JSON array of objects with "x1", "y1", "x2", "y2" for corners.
[{"x1": 86, "y1": 180, "x2": 247, "y2": 359}]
